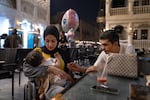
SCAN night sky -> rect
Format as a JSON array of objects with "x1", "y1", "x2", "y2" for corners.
[{"x1": 50, "y1": 0, "x2": 104, "y2": 24}]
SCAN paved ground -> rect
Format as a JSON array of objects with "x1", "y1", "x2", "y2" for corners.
[{"x1": 0, "y1": 72, "x2": 28, "y2": 100}]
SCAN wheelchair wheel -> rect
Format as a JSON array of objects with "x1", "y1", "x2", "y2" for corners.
[
  {"x1": 24, "y1": 81, "x2": 36, "y2": 100},
  {"x1": 27, "y1": 81, "x2": 35, "y2": 100},
  {"x1": 24, "y1": 84, "x2": 28, "y2": 100}
]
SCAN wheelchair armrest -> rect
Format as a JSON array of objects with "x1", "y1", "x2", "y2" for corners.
[
  {"x1": 1, "y1": 63, "x2": 17, "y2": 70},
  {"x1": 2, "y1": 63, "x2": 17, "y2": 66}
]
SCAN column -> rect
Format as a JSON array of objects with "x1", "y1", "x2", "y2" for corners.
[
  {"x1": 127, "y1": 23, "x2": 133, "y2": 45},
  {"x1": 34, "y1": 5, "x2": 37, "y2": 22},
  {"x1": 16, "y1": 0, "x2": 21, "y2": 29},
  {"x1": 47, "y1": 0, "x2": 50, "y2": 24},
  {"x1": 9, "y1": 18, "x2": 16, "y2": 28},
  {"x1": 105, "y1": 22, "x2": 110, "y2": 30},
  {"x1": 128, "y1": 0, "x2": 134, "y2": 15},
  {"x1": 105, "y1": 0, "x2": 111, "y2": 17}
]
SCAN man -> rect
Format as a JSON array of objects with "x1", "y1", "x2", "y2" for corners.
[
  {"x1": 67, "y1": 30, "x2": 136, "y2": 73},
  {"x1": 3, "y1": 28, "x2": 22, "y2": 48}
]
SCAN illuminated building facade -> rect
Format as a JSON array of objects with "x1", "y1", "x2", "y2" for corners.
[
  {"x1": 97, "y1": 0, "x2": 150, "y2": 50},
  {"x1": 0, "y1": 0, "x2": 50, "y2": 48}
]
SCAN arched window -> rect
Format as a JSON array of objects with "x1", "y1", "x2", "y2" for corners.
[{"x1": 141, "y1": 29, "x2": 148, "y2": 39}]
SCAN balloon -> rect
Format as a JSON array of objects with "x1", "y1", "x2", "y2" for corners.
[{"x1": 61, "y1": 9, "x2": 79, "y2": 33}]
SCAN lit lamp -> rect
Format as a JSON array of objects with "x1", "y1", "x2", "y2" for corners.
[
  {"x1": 16, "y1": 20, "x2": 22, "y2": 28},
  {"x1": 129, "y1": 27, "x2": 132, "y2": 32}
]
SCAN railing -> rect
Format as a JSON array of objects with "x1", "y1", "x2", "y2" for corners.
[
  {"x1": 110, "y1": 5, "x2": 150, "y2": 16},
  {"x1": 110, "y1": 7, "x2": 128, "y2": 15},
  {"x1": 133, "y1": 40, "x2": 150, "y2": 50},
  {"x1": 133, "y1": 5, "x2": 150, "y2": 14},
  {"x1": 120, "y1": 40, "x2": 150, "y2": 50}
]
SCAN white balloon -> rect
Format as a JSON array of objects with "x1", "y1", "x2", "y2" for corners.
[{"x1": 61, "y1": 9, "x2": 79, "y2": 33}]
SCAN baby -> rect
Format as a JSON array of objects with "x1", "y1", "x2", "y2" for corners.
[
  {"x1": 25, "y1": 50, "x2": 72, "y2": 88},
  {"x1": 41, "y1": 57, "x2": 70, "y2": 87}
]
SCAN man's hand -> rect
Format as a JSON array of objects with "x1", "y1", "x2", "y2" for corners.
[
  {"x1": 85, "y1": 66, "x2": 97, "y2": 73},
  {"x1": 67, "y1": 62, "x2": 87, "y2": 73}
]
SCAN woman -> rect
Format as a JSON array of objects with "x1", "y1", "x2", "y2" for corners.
[
  {"x1": 23, "y1": 25, "x2": 74, "y2": 100},
  {"x1": 35, "y1": 25, "x2": 71, "y2": 72}
]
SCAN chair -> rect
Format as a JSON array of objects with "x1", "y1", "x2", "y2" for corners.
[
  {"x1": 0, "y1": 48, "x2": 18, "y2": 100},
  {"x1": 16, "y1": 48, "x2": 33, "y2": 86}
]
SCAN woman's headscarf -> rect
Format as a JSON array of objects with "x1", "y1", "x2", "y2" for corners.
[
  {"x1": 43, "y1": 25, "x2": 59, "y2": 42},
  {"x1": 42, "y1": 25, "x2": 60, "y2": 57}
]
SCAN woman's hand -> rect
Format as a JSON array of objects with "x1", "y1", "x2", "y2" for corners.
[
  {"x1": 54, "y1": 53, "x2": 61, "y2": 68},
  {"x1": 65, "y1": 73, "x2": 74, "y2": 83},
  {"x1": 48, "y1": 66, "x2": 66, "y2": 79},
  {"x1": 48, "y1": 66, "x2": 74, "y2": 82},
  {"x1": 67, "y1": 62, "x2": 80, "y2": 72}
]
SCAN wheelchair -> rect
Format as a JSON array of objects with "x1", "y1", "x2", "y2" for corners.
[{"x1": 24, "y1": 79, "x2": 39, "y2": 100}]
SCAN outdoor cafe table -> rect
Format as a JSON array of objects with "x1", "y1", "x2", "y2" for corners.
[{"x1": 61, "y1": 72, "x2": 146, "y2": 100}]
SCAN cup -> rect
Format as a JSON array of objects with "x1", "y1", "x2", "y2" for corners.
[{"x1": 97, "y1": 65, "x2": 108, "y2": 85}]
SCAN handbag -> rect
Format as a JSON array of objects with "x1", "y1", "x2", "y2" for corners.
[{"x1": 107, "y1": 54, "x2": 138, "y2": 79}]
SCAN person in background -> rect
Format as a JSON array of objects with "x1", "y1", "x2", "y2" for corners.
[
  {"x1": 23, "y1": 25, "x2": 74, "y2": 99},
  {"x1": 3, "y1": 28, "x2": 22, "y2": 48},
  {"x1": 59, "y1": 31, "x2": 68, "y2": 48},
  {"x1": 67, "y1": 29, "x2": 136, "y2": 73}
]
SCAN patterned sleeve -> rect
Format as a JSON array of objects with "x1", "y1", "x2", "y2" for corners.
[{"x1": 94, "y1": 51, "x2": 106, "y2": 68}]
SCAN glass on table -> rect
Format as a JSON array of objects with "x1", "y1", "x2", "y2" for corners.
[{"x1": 97, "y1": 64, "x2": 108, "y2": 85}]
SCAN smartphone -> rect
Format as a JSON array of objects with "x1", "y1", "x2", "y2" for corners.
[{"x1": 91, "y1": 85, "x2": 119, "y2": 95}]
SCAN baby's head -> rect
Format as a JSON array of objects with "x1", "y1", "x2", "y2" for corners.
[{"x1": 25, "y1": 50, "x2": 44, "y2": 67}]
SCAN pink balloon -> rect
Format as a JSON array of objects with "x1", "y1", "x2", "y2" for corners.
[{"x1": 61, "y1": 9, "x2": 79, "y2": 33}]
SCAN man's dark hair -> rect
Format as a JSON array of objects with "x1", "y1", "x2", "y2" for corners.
[
  {"x1": 25, "y1": 50, "x2": 43, "y2": 67},
  {"x1": 100, "y1": 30, "x2": 120, "y2": 45}
]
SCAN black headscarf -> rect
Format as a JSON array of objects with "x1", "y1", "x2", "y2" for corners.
[
  {"x1": 43, "y1": 25, "x2": 59, "y2": 42},
  {"x1": 42, "y1": 25, "x2": 60, "y2": 57},
  {"x1": 41, "y1": 46, "x2": 58, "y2": 58}
]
